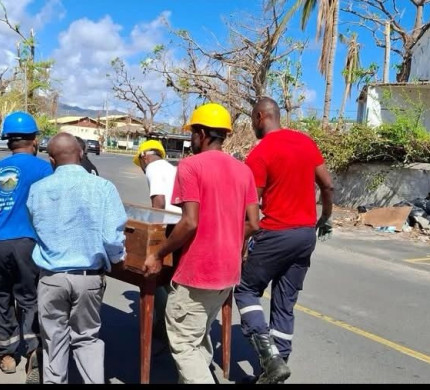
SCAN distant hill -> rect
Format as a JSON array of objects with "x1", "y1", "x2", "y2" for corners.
[{"x1": 56, "y1": 102, "x2": 126, "y2": 118}]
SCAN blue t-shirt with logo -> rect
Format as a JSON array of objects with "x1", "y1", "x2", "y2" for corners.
[{"x1": 0, "y1": 153, "x2": 53, "y2": 240}]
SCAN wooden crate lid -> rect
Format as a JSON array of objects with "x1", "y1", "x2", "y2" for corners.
[{"x1": 124, "y1": 202, "x2": 181, "y2": 225}]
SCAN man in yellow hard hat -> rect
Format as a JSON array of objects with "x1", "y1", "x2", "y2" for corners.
[
  {"x1": 133, "y1": 139, "x2": 180, "y2": 352},
  {"x1": 133, "y1": 139, "x2": 181, "y2": 213},
  {"x1": 142, "y1": 102, "x2": 260, "y2": 383}
]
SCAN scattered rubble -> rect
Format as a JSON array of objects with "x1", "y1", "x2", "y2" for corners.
[{"x1": 331, "y1": 205, "x2": 430, "y2": 243}]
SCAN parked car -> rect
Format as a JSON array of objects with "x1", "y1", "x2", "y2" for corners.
[
  {"x1": 38, "y1": 136, "x2": 51, "y2": 153},
  {"x1": 0, "y1": 139, "x2": 8, "y2": 151},
  {"x1": 86, "y1": 139, "x2": 101, "y2": 155}
]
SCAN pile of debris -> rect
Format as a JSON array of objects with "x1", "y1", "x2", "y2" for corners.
[
  {"x1": 356, "y1": 194, "x2": 430, "y2": 234},
  {"x1": 331, "y1": 195, "x2": 430, "y2": 242},
  {"x1": 223, "y1": 121, "x2": 255, "y2": 160}
]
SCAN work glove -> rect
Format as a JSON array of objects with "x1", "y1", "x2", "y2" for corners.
[{"x1": 316, "y1": 216, "x2": 333, "y2": 241}]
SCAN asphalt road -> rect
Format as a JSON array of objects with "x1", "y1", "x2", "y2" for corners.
[{"x1": 1, "y1": 150, "x2": 430, "y2": 384}]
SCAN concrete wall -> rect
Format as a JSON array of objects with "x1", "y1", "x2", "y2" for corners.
[{"x1": 331, "y1": 162, "x2": 430, "y2": 208}]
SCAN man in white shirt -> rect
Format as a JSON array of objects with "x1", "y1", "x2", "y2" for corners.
[
  {"x1": 133, "y1": 140, "x2": 181, "y2": 214},
  {"x1": 133, "y1": 139, "x2": 180, "y2": 351}
]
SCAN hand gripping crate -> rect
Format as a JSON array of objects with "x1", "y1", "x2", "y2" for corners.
[{"x1": 123, "y1": 203, "x2": 181, "y2": 274}]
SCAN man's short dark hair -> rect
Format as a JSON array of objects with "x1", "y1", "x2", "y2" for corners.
[
  {"x1": 7, "y1": 138, "x2": 34, "y2": 151},
  {"x1": 192, "y1": 124, "x2": 227, "y2": 145}
]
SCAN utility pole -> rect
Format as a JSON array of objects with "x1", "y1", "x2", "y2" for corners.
[
  {"x1": 24, "y1": 61, "x2": 27, "y2": 111},
  {"x1": 383, "y1": 20, "x2": 391, "y2": 83},
  {"x1": 15, "y1": 53, "x2": 28, "y2": 112},
  {"x1": 105, "y1": 97, "x2": 109, "y2": 148}
]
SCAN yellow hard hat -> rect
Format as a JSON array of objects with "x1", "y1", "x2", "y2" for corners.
[
  {"x1": 183, "y1": 103, "x2": 232, "y2": 132},
  {"x1": 133, "y1": 139, "x2": 166, "y2": 166}
]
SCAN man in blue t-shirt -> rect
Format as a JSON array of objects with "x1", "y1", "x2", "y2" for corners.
[{"x1": 0, "y1": 111, "x2": 53, "y2": 384}]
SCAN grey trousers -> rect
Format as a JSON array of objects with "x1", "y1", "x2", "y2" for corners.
[
  {"x1": 165, "y1": 282, "x2": 231, "y2": 384},
  {"x1": 38, "y1": 271, "x2": 106, "y2": 384}
]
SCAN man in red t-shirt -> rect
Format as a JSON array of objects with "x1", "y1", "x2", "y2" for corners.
[
  {"x1": 143, "y1": 102, "x2": 260, "y2": 384},
  {"x1": 234, "y1": 97, "x2": 334, "y2": 384}
]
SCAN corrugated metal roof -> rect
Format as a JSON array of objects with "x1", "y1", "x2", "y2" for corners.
[
  {"x1": 98, "y1": 115, "x2": 129, "y2": 120},
  {"x1": 48, "y1": 116, "x2": 104, "y2": 125},
  {"x1": 48, "y1": 116, "x2": 86, "y2": 124}
]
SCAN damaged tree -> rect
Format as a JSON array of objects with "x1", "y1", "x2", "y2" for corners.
[
  {"x1": 341, "y1": 0, "x2": 430, "y2": 82},
  {"x1": 156, "y1": 1, "x2": 306, "y2": 123},
  {"x1": 107, "y1": 57, "x2": 165, "y2": 134},
  {"x1": 0, "y1": 1, "x2": 54, "y2": 116}
]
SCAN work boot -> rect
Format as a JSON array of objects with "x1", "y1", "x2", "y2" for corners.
[
  {"x1": 0, "y1": 355, "x2": 16, "y2": 374},
  {"x1": 241, "y1": 355, "x2": 291, "y2": 384},
  {"x1": 25, "y1": 348, "x2": 43, "y2": 384},
  {"x1": 250, "y1": 334, "x2": 291, "y2": 384}
]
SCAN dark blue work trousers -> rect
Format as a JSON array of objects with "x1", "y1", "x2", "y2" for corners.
[
  {"x1": 234, "y1": 227, "x2": 316, "y2": 358},
  {"x1": 0, "y1": 238, "x2": 40, "y2": 357}
]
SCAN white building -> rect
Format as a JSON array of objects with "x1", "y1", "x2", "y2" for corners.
[
  {"x1": 357, "y1": 26, "x2": 430, "y2": 129},
  {"x1": 357, "y1": 82, "x2": 430, "y2": 129},
  {"x1": 48, "y1": 116, "x2": 103, "y2": 141}
]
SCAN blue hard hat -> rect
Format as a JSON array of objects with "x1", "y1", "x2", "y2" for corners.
[{"x1": 1, "y1": 111, "x2": 39, "y2": 140}]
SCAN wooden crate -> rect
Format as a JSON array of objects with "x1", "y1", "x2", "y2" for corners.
[{"x1": 123, "y1": 203, "x2": 181, "y2": 275}]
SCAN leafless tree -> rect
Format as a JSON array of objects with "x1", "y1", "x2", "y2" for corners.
[
  {"x1": 0, "y1": 67, "x2": 9, "y2": 95},
  {"x1": 156, "y1": 1, "x2": 305, "y2": 123},
  {"x1": 107, "y1": 57, "x2": 165, "y2": 134},
  {"x1": 342, "y1": 0, "x2": 430, "y2": 82}
]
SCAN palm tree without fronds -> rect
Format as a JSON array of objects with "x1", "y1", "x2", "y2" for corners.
[
  {"x1": 338, "y1": 32, "x2": 360, "y2": 121},
  {"x1": 264, "y1": 0, "x2": 339, "y2": 127},
  {"x1": 300, "y1": 0, "x2": 339, "y2": 129}
]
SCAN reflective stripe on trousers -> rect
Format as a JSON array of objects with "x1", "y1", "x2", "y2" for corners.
[
  {"x1": 0, "y1": 238, "x2": 40, "y2": 356},
  {"x1": 234, "y1": 227, "x2": 315, "y2": 357}
]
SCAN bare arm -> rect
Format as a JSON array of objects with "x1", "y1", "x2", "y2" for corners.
[
  {"x1": 142, "y1": 201, "x2": 198, "y2": 277},
  {"x1": 315, "y1": 163, "x2": 334, "y2": 219},
  {"x1": 244, "y1": 203, "x2": 260, "y2": 240},
  {"x1": 151, "y1": 194, "x2": 166, "y2": 210},
  {"x1": 256, "y1": 187, "x2": 264, "y2": 201},
  {"x1": 241, "y1": 188, "x2": 262, "y2": 260}
]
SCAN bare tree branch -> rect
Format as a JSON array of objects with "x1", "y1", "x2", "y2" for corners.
[
  {"x1": 341, "y1": 0, "x2": 430, "y2": 81},
  {"x1": 154, "y1": 0, "x2": 305, "y2": 126},
  {"x1": 107, "y1": 58, "x2": 165, "y2": 134}
]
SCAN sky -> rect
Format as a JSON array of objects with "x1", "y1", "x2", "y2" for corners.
[{"x1": 0, "y1": 0, "x2": 426, "y2": 124}]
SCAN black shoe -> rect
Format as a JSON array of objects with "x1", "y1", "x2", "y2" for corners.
[
  {"x1": 241, "y1": 358, "x2": 291, "y2": 384},
  {"x1": 250, "y1": 334, "x2": 291, "y2": 384},
  {"x1": 256, "y1": 355, "x2": 291, "y2": 384}
]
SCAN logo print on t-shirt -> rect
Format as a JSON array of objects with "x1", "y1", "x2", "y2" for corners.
[
  {"x1": 0, "y1": 167, "x2": 19, "y2": 194},
  {"x1": 0, "y1": 167, "x2": 20, "y2": 212}
]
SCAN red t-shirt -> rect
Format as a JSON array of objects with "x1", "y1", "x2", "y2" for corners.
[
  {"x1": 246, "y1": 129, "x2": 324, "y2": 230},
  {"x1": 171, "y1": 150, "x2": 258, "y2": 290}
]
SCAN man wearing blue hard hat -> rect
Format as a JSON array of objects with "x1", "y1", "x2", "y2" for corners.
[{"x1": 0, "y1": 111, "x2": 53, "y2": 384}]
